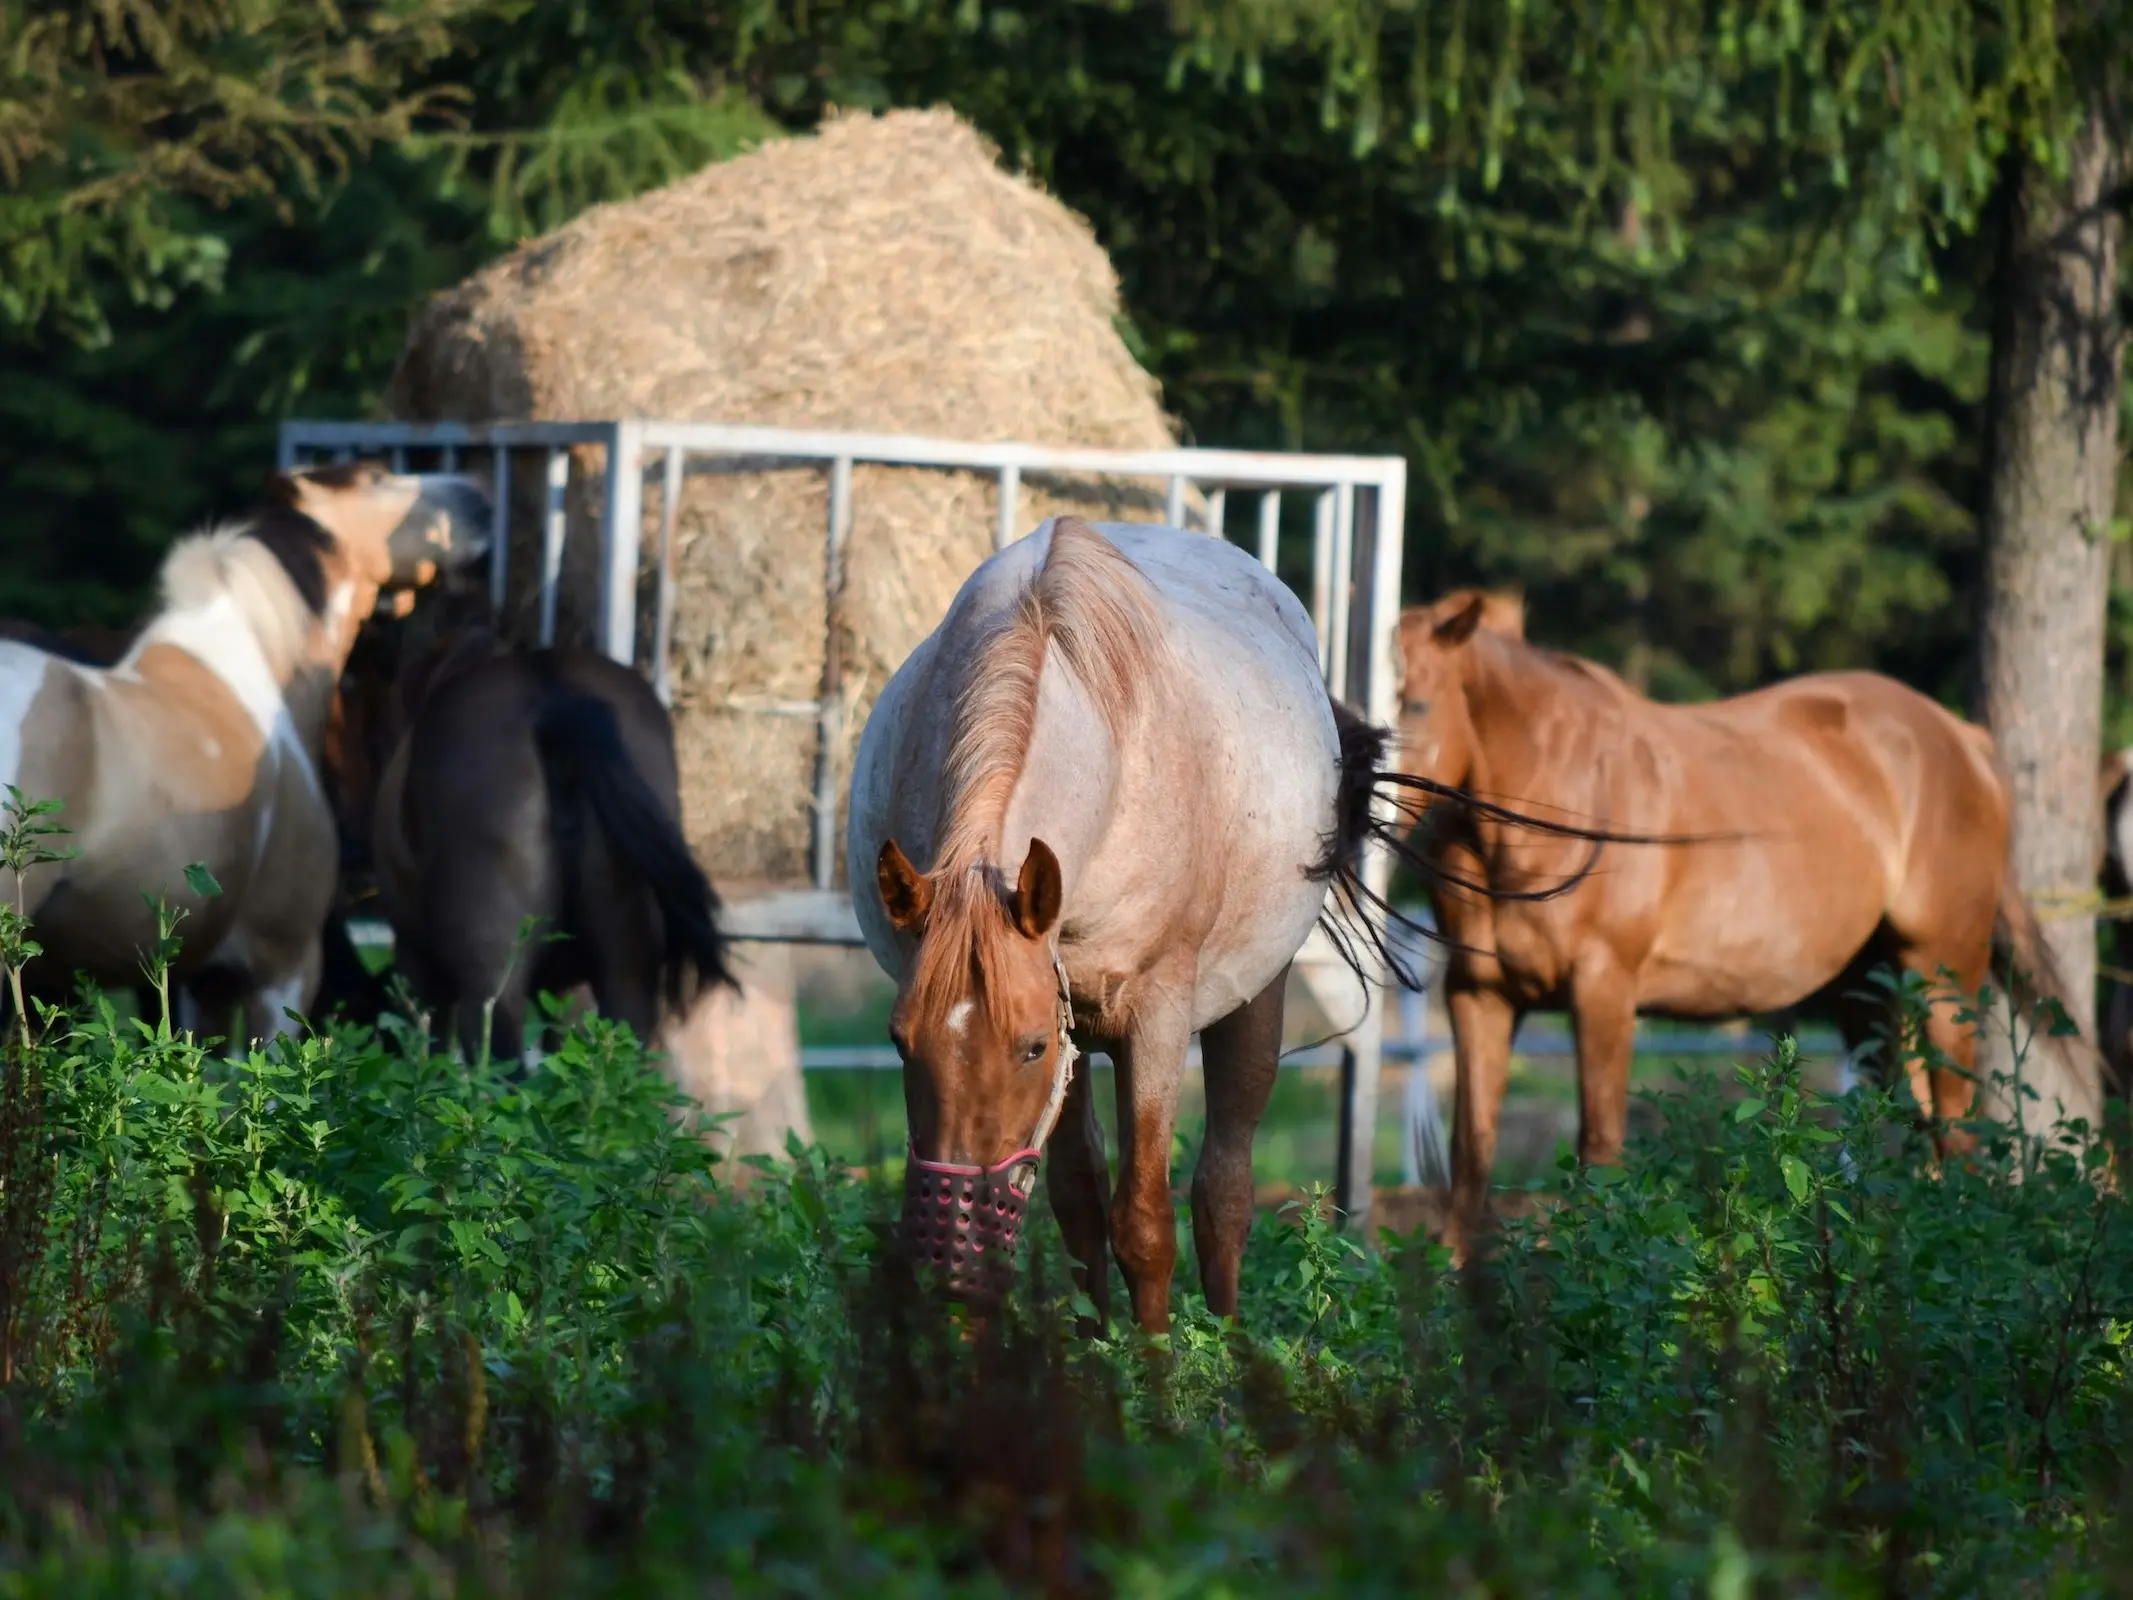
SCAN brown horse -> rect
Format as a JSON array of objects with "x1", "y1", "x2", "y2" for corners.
[
  {"x1": 0, "y1": 462, "x2": 488, "y2": 1042},
  {"x1": 368, "y1": 627, "x2": 734, "y2": 1067},
  {"x1": 849, "y1": 516, "x2": 1388, "y2": 1330},
  {"x1": 1392, "y1": 589, "x2": 2086, "y2": 1254}
]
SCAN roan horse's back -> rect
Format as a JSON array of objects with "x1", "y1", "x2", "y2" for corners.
[{"x1": 850, "y1": 516, "x2": 1337, "y2": 1019}]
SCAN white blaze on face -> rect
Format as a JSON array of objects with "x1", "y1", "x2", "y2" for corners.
[
  {"x1": 945, "y1": 999, "x2": 974, "y2": 1036},
  {"x1": 0, "y1": 643, "x2": 51, "y2": 793}
]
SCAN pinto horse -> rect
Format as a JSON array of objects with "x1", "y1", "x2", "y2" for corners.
[
  {"x1": 0, "y1": 462, "x2": 488, "y2": 1042},
  {"x1": 1392, "y1": 589, "x2": 2087, "y2": 1254},
  {"x1": 0, "y1": 614, "x2": 390, "y2": 1028},
  {"x1": 848, "y1": 516, "x2": 1386, "y2": 1331}
]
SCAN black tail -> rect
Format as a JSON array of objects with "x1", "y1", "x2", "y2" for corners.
[
  {"x1": 1310, "y1": 698, "x2": 1731, "y2": 993},
  {"x1": 531, "y1": 686, "x2": 736, "y2": 1007}
]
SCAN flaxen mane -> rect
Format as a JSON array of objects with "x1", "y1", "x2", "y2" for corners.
[
  {"x1": 145, "y1": 519, "x2": 328, "y2": 685},
  {"x1": 912, "y1": 518, "x2": 1164, "y2": 1026}
]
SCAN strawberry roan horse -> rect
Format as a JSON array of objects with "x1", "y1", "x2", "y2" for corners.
[
  {"x1": 0, "y1": 461, "x2": 489, "y2": 1041},
  {"x1": 849, "y1": 516, "x2": 1389, "y2": 1330},
  {"x1": 1392, "y1": 590, "x2": 2091, "y2": 1256}
]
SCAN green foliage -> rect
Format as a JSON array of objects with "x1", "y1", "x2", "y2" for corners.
[
  {"x1": 0, "y1": 889, "x2": 2130, "y2": 1590},
  {"x1": 1163, "y1": 0, "x2": 2127, "y2": 255},
  {"x1": 0, "y1": 0, "x2": 2125, "y2": 713},
  {"x1": 0, "y1": 0, "x2": 481, "y2": 343}
]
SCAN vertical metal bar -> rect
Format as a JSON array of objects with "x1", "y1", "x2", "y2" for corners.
[
  {"x1": 1336, "y1": 462, "x2": 1410, "y2": 1236},
  {"x1": 1205, "y1": 487, "x2": 1227, "y2": 538},
  {"x1": 811, "y1": 456, "x2": 856, "y2": 890},
  {"x1": 1165, "y1": 474, "x2": 1187, "y2": 528},
  {"x1": 1310, "y1": 489, "x2": 1335, "y2": 674},
  {"x1": 538, "y1": 447, "x2": 568, "y2": 647},
  {"x1": 995, "y1": 463, "x2": 1021, "y2": 552},
  {"x1": 1368, "y1": 464, "x2": 1409, "y2": 733},
  {"x1": 599, "y1": 422, "x2": 645, "y2": 667},
  {"x1": 275, "y1": 429, "x2": 300, "y2": 472},
  {"x1": 652, "y1": 447, "x2": 684, "y2": 708},
  {"x1": 1337, "y1": 881, "x2": 1392, "y2": 1230},
  {"x1": 390, "y1": 445, "x2": 409, "y2": 473},
  {"x1": 1326, "y1": 482, "x2": 1356, "y2": 703},
  {"x1": 489, "y1": 447, "x2": 512, "y2": 617},
  {"x1": 441, "y1": 443, "x2": 460, "y2": 472},
  {"x1": 335, "y1": 446, "x2": 355, "y2": 464},
  {"x1": 1257, "y1": 491, "x2": 1281, "y2": 572},
  {"x1": 1341, "y1": 487, "x2": 1379, "y2": 706}
]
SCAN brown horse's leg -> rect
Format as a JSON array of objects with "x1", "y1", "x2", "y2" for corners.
[
  {"x1": 1571, "y1": 961, "x2": 1637, "y2": 1168},
  {"x1": 1191, "y1": 964, "x2": 1287, "y2": 1321},
  {"x1": 1896, "y1": 945, "x2": 1988, "y2": 1156},
  {"x1": 1044, "y1": 1062, "x2": 1112, "y2": 1329},
  {"x1": 1110, "y1": 1005, "x2": 1190, "y2": 1333},
  {"x1": 1447, "y1": 985, "x2": 1518, "y2": 1264}
]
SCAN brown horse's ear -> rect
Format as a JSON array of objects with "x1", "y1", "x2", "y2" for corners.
[
  {"x1": 1433, "y1": 592, "x2": 1488, "y2": 647},
  {"x1": 878, "y1": 839, "x2": 932, "y2": 931},
  {"x1": 1479, "y1": 590, "x2": 1526, "y2": 640},
  {"x1": 1012, "y1": 839, "x2": 1063, "y2": 940}
]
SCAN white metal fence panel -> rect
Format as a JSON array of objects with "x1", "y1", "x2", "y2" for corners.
[{"x1": 282, "y1": 418, "x2": 1408, "y2": 1223}]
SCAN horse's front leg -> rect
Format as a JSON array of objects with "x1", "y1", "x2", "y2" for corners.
[
  {"x1": 1044, "y1": 1057, "x2": 1112, "y2": 1330},
  {"x1": 1192, "y1": 965, "x2": 1286, "y2": 1320},
  {"x1": 1571, "y1": 955, "x2": 1637, "y2": 1168},
  {"x1": 1447, "y1": 984, "x2": 1518, "y2": 1265},
  {"x1": 1110, "y1": 1001, "x2": 1191, "y2": 1334}
]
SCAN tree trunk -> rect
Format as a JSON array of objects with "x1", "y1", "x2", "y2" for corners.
[{"x1": 1975, "y1": 104, "x2": 2126, "y2": 1129}]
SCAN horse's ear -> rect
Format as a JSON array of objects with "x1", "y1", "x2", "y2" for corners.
[
  {"x1": 1433, "y1": 592, "x2": 1488, "y2": 647},
  {"x1": 1480, "y1": 590, "x2": 1526, "y2": 640},
  {"x1": 1012, "y1": 839, "x2": 1062, "y2": 940},
  {"x1": 878, "y1": 839, "x2": 932, "y2": 931}
]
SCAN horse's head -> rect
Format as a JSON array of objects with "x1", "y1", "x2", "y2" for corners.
[
  {"x1": 876, "y1": 835, "x2": 1074, "y2": 1303},
  {"x1": 1392, "y1": 588, "x2": 1525, "y2": 793},
  {"x1": 268, "y1": 460, "x2": 492, "y2": 649}
]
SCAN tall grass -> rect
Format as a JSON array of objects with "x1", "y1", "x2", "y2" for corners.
[{"x1": 0, "y1": 803, "x2": 2128, "y2": 1592}]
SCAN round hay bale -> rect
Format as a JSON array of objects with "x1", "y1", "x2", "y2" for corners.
[
  {"x1": 390, "y1": 105, "x2": 1194, "y2": 890},
  {"x1": 657, "y1": 943, "x2": 814, "y2": 1172}
]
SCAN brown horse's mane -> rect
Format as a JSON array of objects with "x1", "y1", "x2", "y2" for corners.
[{"x1": 910, "y1": 517, "x2": 1163, "y2": 1033}]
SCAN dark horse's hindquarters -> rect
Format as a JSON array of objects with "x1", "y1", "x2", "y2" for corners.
[{"x1": 376, "y1": 644, "x2": 734, "y2": 1065}]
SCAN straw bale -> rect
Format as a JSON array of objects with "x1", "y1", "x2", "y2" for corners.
[
  {"x1": 391, "y1": 106, "x2": 1193, "y2": 887},
  {"x1": 657, "y1": 944, "x2": 814, "y2": 1171}
]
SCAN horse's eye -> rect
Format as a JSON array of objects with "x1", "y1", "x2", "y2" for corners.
[
  {"x1": 1018, "y1": 1035, "x2": 1048, "y2": 1066},
  {"x1": 888, "y1": 1029, "x2": 911, "y2": 1061},
  {"x1": 1401, "y1": 698, "x2": 1430, "y2": 717}
]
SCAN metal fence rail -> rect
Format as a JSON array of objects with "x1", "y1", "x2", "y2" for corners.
[{"x1": 287, "y1": 417, "x2": 1410, "y2": 1224}]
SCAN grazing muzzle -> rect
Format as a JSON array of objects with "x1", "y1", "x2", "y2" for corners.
[
  {"x1": 902, "y1": 1146, "x2": 1043, "y2": 1301},
  {"x1": 899, "y1": 949, "x2": 1079, "y2": 1306}
]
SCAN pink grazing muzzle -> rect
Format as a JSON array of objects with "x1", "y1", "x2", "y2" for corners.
[
  {"x1": 901, "y1": 1145, "x2": 1043, "y2": 1303},
  {"x1": 896, "y1": 946, "x2": 1080, "y2": 1305}
]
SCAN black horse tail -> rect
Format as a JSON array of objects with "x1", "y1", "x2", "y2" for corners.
[
  {"x1": 1308, "y1": 700, "x2": 1437, "y2": 990},
  {"x1": 531, "y1": 686, "x2": 737, "y2": 1005},
  {"x1": 1308, "y1": 697, "x2": 1727, "y2": 992}
]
